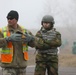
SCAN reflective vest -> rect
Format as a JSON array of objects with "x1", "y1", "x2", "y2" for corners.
[{"x1": 1, "y1": 27, "x2": 29, "y2": 63}]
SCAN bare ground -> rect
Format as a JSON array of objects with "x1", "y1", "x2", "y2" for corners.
[
  {"x1": 28, "y1": 47, "x2": 76, "y2": 67},
  {"x1": 0, "y1": 48, "x2": 76, "y2": 75}
]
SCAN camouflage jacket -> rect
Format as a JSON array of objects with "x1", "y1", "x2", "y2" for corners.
[
  {"x1": 0, "y1": 24, "x2": 35, "y2": 68},
  {"x1": 35, "y1": 27, "x2": 62, "y2": 53}
]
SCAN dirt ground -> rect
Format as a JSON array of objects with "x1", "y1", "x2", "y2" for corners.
[
  {"x1": 27, "y1": 48, "x2": 76, "y2": 75},
  {"x1": 0, "y1": 47, "x2": 76, "y2": 75},
  {"x1": 28, "y1": 47, "x2": 76, "y2": 67}
]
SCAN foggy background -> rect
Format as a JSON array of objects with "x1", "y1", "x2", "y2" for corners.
[
  {"x1": 0, "y1": 0, "x2": 76, "y2": 28},
  {"x1": 0, "y1": 0, "x2": 76, "y2": 52},
  {"x1": 0, "y1": 0, "x2": 76, "y2": 69}
]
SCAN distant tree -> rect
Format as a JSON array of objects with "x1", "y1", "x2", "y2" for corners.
[
  {"x1": 42, "y1": 0, "x2": 76, "y2": 39},
  {"x1": 43, "y1": 0, "x2": 76, "y2": 26}
]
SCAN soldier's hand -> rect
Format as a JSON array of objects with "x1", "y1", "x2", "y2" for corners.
[
  {"x1": 24, "y1": 33, "x2": 35, "y2": 43},
  {"x1": 15, "y1": 30, "x2": 35, "y2": 43},
  {"x1": 5, "y1": 33, "x2": 22, "y2": 42}
]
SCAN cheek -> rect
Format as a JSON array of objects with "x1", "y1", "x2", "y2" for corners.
[
  {"x1": 8, "y1": 20, "x2": 14, "y2": 25},
  {"x1": 11, "y1": 20, "x2": 16, "y2": 24},
  {"x1": 46, "y1": 24, "x2": 51, "y2": 27},
  {"x1": 8, "y1": 21, "x2": 12, "y2": 24}
]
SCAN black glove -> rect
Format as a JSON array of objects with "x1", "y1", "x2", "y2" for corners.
[{"x1": 5, "y1": 33, "x2": 22, "y2": 42}]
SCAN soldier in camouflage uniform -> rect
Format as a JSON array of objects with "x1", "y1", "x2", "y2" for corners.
[
  {"x1": 34, "y1": 15, "x2": 62, "y2": 75},
  {"x1": 0, "y1": 10, "x2": 35, "y2": 75}
]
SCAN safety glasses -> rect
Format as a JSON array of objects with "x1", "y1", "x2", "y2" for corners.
[{"x1": 7, "y1": 17, "x2": 14, "y2": 20}]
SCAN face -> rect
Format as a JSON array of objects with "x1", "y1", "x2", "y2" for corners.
[
  {"x1": 42, "y1": 22, "x2": 52, "y2": 30},
  {"x1": 7, "y1": 17, "x2": 17, "y2": 26}
]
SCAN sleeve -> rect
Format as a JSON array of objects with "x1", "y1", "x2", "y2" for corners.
[
  {"x1": 0, "y1": 31, "x2": 7, "y2": 48},
  {"x1": 44, "y1": 31, "x2": 62, "y2": 47},
  {"x1": 35, "y1": 31, "x2": 51, "y2": 50},
  {"x1": 25, "y1": 29, "x2": 33, "y2": 36},
  {"x1": 25, "y1": 29, "x2": 35, "y2": 47}
]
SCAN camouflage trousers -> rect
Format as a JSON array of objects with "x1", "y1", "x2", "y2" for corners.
[
  {"x1": 34, "y1": 53, "x2": 58, "y2": 75},
  {"x1": 2, "y1": 67, "x2": 26, "y2": 75}
]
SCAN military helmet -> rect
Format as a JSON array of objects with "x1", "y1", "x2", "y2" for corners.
[{"x1": 41, "y1": 15, "x2": 55, "y2": 25}]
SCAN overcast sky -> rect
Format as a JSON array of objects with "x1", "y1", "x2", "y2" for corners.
[
  {"x1": 0, "y1": 0, "x2": 76, "y2": 29},
  {"x1": 0, "y1": 0, "x2": 44, "y2": 29}
]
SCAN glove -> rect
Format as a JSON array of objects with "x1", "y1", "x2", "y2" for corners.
[
  {"x1": 15, "y1": 30, "x2": 35, "y2": 43},
  {"x1": 5, "y1": 33, "x2": 22, "y2": 42},
  {"x1": 24, "y1": 33, "x2": 35, "y2": 43}
]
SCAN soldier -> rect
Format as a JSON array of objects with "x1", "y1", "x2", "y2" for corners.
[
  {"x1": 0, "y1": 10, "x2": 35, "y2": 75},
  {"x1": 34, "y1": 15, "x2": 62, "y2": 75}
]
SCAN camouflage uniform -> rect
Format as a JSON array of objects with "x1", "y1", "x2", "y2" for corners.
[
  {"x1": 0, "y1": 25, "x2": 34, "y2": 75},
  {"x1": 2, "y1": 68, "x2": 26, "y2": 75},
  {"x1": 34, "y1": 15, "x2": 62, "y2": 75}
]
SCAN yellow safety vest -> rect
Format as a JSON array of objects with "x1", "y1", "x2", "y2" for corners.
[{"x1": 1, "y1": 26, "x2": 29, "y2": 63}]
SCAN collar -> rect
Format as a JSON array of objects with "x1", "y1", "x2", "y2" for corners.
[{"x1": 7, "y1": 24, "x2": 23, "y2": 32}]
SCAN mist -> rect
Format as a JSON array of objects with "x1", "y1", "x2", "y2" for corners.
[
  {"x1": 41, "y1": 0, "x2": 76, "y2": 42},
  {"x1": 42, "y1": 0, "x2": 76, "y2": 27},
  {"x1": 0, "y1": 0, "x2": 76, "y2": 40},
  {"x1": 0, "y1": 0, "x2": 76, "y2": 28},
  {"x1": 0, "y1": 0, "x2": 76, "y2": 68}
]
